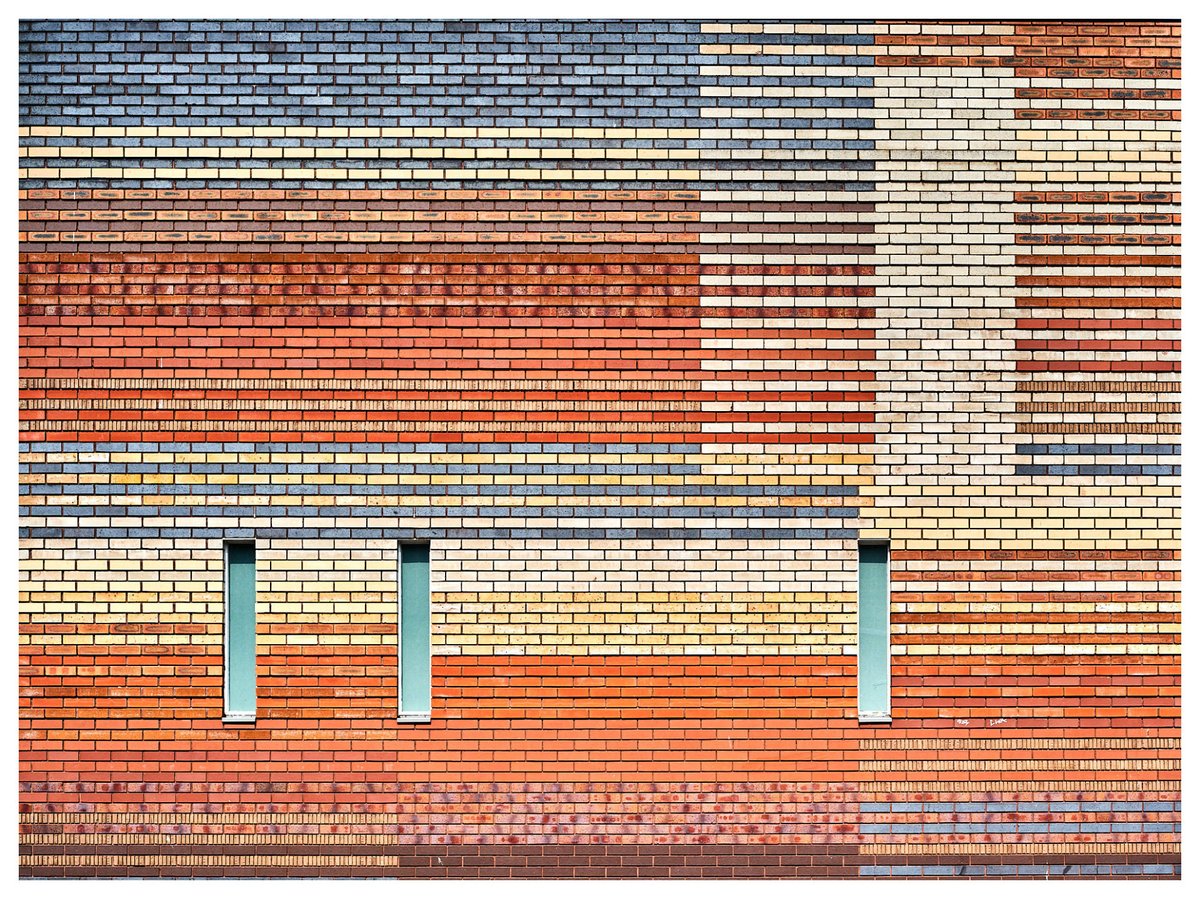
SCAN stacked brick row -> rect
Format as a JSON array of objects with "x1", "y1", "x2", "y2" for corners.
[{"x1": 19, "y1": 20, "x2": 1179, "y2": 879}]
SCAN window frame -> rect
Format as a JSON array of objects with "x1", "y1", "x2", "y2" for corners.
[
  {"x1": 397, "y1": 540, "x2": 432, "y2": 724},
  {"x1": 857, "y1": 539, "x2": 892, "y2": 724},
  {"x1": 222, "y1": 539, "x2": 257, "y2": 724}
]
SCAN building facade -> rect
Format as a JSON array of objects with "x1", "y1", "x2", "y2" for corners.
[{"x1": 19, "y1": 19, "x2": 1180, "y2": 879}]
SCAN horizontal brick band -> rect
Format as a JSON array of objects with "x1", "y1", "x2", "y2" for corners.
[{"x1": 1018, "y1": 380, "x2": 1179, "y2": 393}]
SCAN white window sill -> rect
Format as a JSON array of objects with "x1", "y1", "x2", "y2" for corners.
[
  {"x1": 222, "y1": 713, "x2": 256, "y2": 724},
  {"x1": 397, "y1": 712, "x2": 431, "y2": 724},
  {"x1": 858, "y1": 712, "x2": 892, "y2": 724}
]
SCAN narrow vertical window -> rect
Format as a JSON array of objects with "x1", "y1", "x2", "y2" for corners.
[
  {"x1": 858, "y1": 542, "x2": 891, "y2": 722},
  {"x1": 224, "y1": 542, "x2": 256, "y2": 722},
  {"x1": 398, "y1": 542, "x2": 431, "y2": 722}
]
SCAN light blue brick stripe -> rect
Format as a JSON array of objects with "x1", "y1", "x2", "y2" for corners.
[{"x1": 20, "y1": 19, "x2": 877, "y2": 157}]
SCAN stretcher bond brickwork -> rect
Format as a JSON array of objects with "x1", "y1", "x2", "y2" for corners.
[{"x1": 18, "y1": 19, "x2": 1181, "y2": 879}]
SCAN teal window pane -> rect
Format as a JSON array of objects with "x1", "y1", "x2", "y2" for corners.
[
  {"x1": 399, "y1": 543, "x2": 431, "y2": 719},
  {"x1": 225, "y1": 543, "x2": 256, "y2": 720},
  {"x1": 858, "y1": 543, "x2": 890, "y2": 721}
]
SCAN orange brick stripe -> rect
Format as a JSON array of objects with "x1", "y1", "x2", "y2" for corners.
[
  {"x1": 892, "y1": 550, "x2": 1179, "y2": 561},
  {"x1": 19, "y1": 384, "x2": 873, "y2": 404},
  {"x1": 1015, "y1": 339, "x2": 1178, "y2": 351},
  {"x1": 1014, "y1": 235, "x2": 1179, "y2": 246},
  {"x1": 22, "y1": 208, "x2": 718, "y2": 223},
  {"x1": 22, "y1": 241, "x2": 851, "y2": 256},
  {"x1": 20, "y1": 229, "x2": 716, "y2": 243},
  {"x1": 893, "y1": 570, "x2": 1178, "y2": 582},
  {"x1": 874, "y1": 58, "x2": 1178, "y2": 78},
  {"x1": 18, "y1": 246, "x2": 880, "y2": 435},
  {"x1": 21, "y1": 355, "x2": 872, "y2": 378},
  {"x1": 891, "y1": 633, "x2": 1179, "y2": 648},
  {"x1": 1014, "y1": 88, "x2": 1179, "y2": 100},
  {"x1": 1014, "y1": 214, "x2": 1179, "y2": 225},
  {"x1": 896, "y1": 614, "x2": 1177, "y2": 630},
  {"x1": 20, "y1": 303, "x2": 872, "y2": 319},
  {"x1": 1013, "y1": 192, "x2": 1178, "y2": 205},
  {"x1": 1015, "y1": 276, "x2": 1180, "y2": 288},
  {"x1": 22, "y1": 209, "x2": 716, "y2": 224},
  {"x1": 1015, "y1": 296, "x2": 1180, "y2": 309},
  {"x1": 1014, "y1": 109, "x2": 1178, "y2": 120},
  {"x1": 19, "y1": 252, "x2": 869, "y2": 273},
  {"x1": 19, "y1": 255, "x2": 874, "y2": 294},
  {"x1": 1014, "y1": 255, "x2": 1180, "y2": 268},
  {"x1": 16, "y1": 426, "x2": 881, "y2": 444},
  {"x1": 18, "y1": 208, "x2": 873, "y2": 225},
  {"x1": 18, "y1": 367, "x2": 878, "y2": 386},
  {"x1": 893, "y1": 591, "x2": 1178, "y2": 604},
  {"x1": 1015, "y1": 318, "x2": 1178, "y2": 330},
  {"x1": 18, "y1": 653, "x2": 1180, "y2": 782},
  {"x1": 20, "y1": 249, "x2": 700, "y2": 268},
  {"x1": 20, "y1": 409, "x2": 879, "y2": 428},
  {"x1": 20, "y1": 324, "x2": 873, "y2": 342}
]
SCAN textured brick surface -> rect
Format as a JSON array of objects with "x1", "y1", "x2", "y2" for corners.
[{"x1": 19, "y1": 19, "x2": 1180, "y2": 879}]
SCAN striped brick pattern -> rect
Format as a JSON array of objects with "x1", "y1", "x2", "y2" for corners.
[{"x1": 19, "y1": 20, "x2": 1179, "y2": 879}]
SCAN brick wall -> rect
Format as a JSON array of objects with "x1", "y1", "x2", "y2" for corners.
[{"x1": 19, "y1": 20, "x2": 1180, "y2": 879}]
